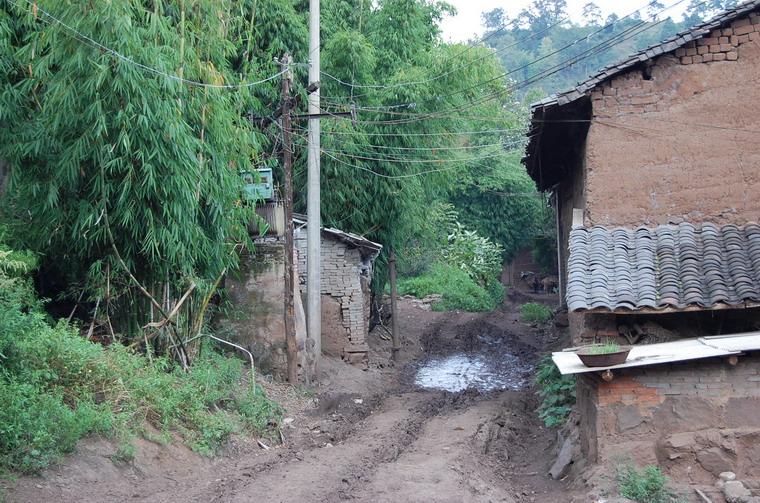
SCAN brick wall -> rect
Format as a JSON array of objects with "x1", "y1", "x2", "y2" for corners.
[
  {"x1": 582, "y1": 11, "x2": 760, "y2": 228},
  {"x1": 294, "y1": 229, "x2": 374, "y2": 363},
  {"x1": 578, "y1": 353, "x2": 760, "y2": 485}
]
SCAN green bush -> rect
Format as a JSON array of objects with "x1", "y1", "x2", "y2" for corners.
[
  {"x1": 443, "y1": 222, "x2": 504, "y2": 286},
  {"x1": 520, "y1": 302, "x2": 554, "y2": 324},
  {"x1": 618, "y1": 465, "x2": 682, "y2": 503},
  {"x1": 398, "y1": 264, "x2": 500, "y2": 312},
  {"x1": 535, "y1": 356, "x2": 576, "y2": 428},
  {"x1": 0, "y1": 245, "x2": 281, "y2": 473}
]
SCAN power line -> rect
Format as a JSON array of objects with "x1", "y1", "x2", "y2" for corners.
[
  {"x1": 12, "y1": 0, "x2": 293, "y2": 89},
  {"x1": 319, "y1": 148, "x2": 509, "y2": 164},
  {"x1": 319, "y1": 10, "x2": 575, "y2": 95},
  {"x1": 320, "y1": 0, "x2": 668, "y2": 98},
  {"x1": 321, "y1": 149, "x2": 477, "y2": 179},
  {"x1": 327, "y1": 6, "x2": 682, "y2": 127},
  {"x1": 292, "y1": 124, "x2": 528, "y2": 138},
  {"x1": 323, "y1": 0, "x2": 697, "y2": 127}
]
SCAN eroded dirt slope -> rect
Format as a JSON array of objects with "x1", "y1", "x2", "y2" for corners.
[{"x1": 6, "y1": 295, "x2": 575, "y2": 503}]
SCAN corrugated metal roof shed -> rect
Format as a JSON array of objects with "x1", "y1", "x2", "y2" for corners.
[{"x1": 552, "y1": 332, "x2": 760, "y2": 375}]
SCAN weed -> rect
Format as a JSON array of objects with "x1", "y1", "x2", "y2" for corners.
[
  {"x1": 398, "y1": 264, "x2": 501, "y2": 312},
  {"x1": 520, "y1": 302, "x2": 553, "y2": 324},
  {"x1": 0, "y1": 244, "x2": 281, "y2": 474},
  {"x1": 618, "y1": 464, "x2": 683, "y2": 503},
  {"x1": 583, "y1": 339, "x2": 623, "y2": 355},
  {"x1": 535, "y1": 356, "x2": 576, "y2": 428},
  {"x1": 112, "y1": 441, "x2": 136, "y2": 463}
]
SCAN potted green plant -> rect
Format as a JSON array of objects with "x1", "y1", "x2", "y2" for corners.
[{"x1": 576, "y1": 339, "x2": 632, "y2": 367}]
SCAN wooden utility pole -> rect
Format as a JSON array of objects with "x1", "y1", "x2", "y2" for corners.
[
  {"x1": 281, "y1": 54, "x2": 298, "y2": 385},
  {"x1": 388, "y1": 248, "x2": 401, "y2": 361}
]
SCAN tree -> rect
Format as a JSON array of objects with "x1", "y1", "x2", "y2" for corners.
[
  {"x1": 482, "y1": 8, "x2": 507, "y2": 31},
  {"x1": 582, "y1": 2, "x2": 603, "y2": 26},
  {"x1": 683, "y1": 0, "x2": 739, "y2": 24},
  {"x1": 0, "y1": 0, "x2": 303, "y2": 352},
  {"x1": 515, "y1": 0, "x2": 568, "y2": 32},
  {"x1": 646, "y1": 1, "x2": 666, "y2": 21}
]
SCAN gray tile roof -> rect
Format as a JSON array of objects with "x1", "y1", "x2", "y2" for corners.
[
  {"x1": 292, "y1": 213, "x2": 383, "y2": 256},
  {"x1": 532, "y1": 0, "x2": 760, "y2": 111},
  {"x1": 567, "y1": 223, "x2": 760, "y2": 312}
]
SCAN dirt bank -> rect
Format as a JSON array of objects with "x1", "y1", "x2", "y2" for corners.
[{"x1": 5, "y1": 296, "x2": 579, "y2": 503}]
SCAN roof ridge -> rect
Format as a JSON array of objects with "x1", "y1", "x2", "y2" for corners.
[{"x1": 531, "y1": 0, "x2": 760, "y2": 110}]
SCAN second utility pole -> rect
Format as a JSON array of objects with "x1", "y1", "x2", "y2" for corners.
[
  {"x1": 281, "y1": 54, "x2": 298, "y2": 385},
  {"x1": 306, "y1": 0, "x2": 321, "y2": 384}
]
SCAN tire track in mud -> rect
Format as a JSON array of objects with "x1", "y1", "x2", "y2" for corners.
[{"x1": 196, "y1": 391, "x2": 478, "y2": 503}]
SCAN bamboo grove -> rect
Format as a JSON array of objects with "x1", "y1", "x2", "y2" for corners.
[{"x1": 0, "y1": 0, "x2": 547, "y2": 363}]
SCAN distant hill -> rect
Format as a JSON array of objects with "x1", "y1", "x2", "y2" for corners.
[{"x1": 479, "y1": 0, "x2": 740, "y2": 100}]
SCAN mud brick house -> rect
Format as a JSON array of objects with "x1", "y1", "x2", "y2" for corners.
[
  {"x1": 524, "y1": 1, "x2": 760, "y2": 489},
  {"x1": 293, "y1": 214, "x2": 382, "y2": 365},
  {"x1": 222, "y1": 211, "x2": 381, "y2": 378}
]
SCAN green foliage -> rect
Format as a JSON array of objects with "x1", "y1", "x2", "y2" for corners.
[
  {"x1": 112, "y1": 441, "x2": 136, "y2": 464},
  {"x1": 520, "y1": 302, "x2": 553, "y2": 324},
  {"x1": 443, "y1": 222, "x2": 504, "y2": 286},
  {"x1": 618, "y1": 464, "x2": 682, "y2": 503},
  {"x1": 535, "y1": 356, "x2": 575, "y2": 428},
  {"x1": 398, "y1": 263, "x2": 499, "y2": 312},
  {"x1": 0, "y1": 0, "x2": 299, "y2": 345},
  {"x1": 482, "y1": 0, "x2": 723, "y2": 99},
  {"x1": 303, "y1": 0, "x2": 543, "y2": 292},
  {"x1": 0, "y1": 245, "x2": 280, "y2": 473},
  {"x1": 451, "y1": 151, "x2": 547, "y2": 261},
  {"x1": 397, "y1": 213, "x2": 506, "y2": 312}
]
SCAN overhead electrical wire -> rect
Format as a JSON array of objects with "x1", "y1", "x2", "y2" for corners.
[
  {"x1": 320, "y1": 0, "x2": 667, "y2": 97},
  {"x1": 11, "y1": 0, "x2": 295, "y2": 89},
  {"x1": 321, "y1": 0, "x2": 698, "y2": 127},
  {"x1": 319, "y1": 10, "x2": 575, "y2": 95},
  {"x1": 323, "y1": 13, "x2": 678, "y2": 126}
]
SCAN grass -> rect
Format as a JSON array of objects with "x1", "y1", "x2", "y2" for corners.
[
  {"x1": 0, "y1": 263, "x2": 281, "y2": 474},
  {"x1": 583, "y1": 339, "x2": 623, "y2": 355},
  {"x1": 398, "y1": 263, "x2": 503, "y2": 312},
  {"x1": 520, "y1": 302, "x2": 553, "y2": 324},
  {"x1": 535, "y1": 356, "x2": 576, "y2": 428},
  {"x1": 618, "y1": 464, "x2": 683, "y2": 503}
]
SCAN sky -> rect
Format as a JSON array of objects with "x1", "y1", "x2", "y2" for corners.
[{"x1": 439, "y1": 0, "x2": 689, "y2": 42}]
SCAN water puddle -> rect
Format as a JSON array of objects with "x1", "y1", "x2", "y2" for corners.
[{"x1": 414, "y1": 352, "x2": 533, "y2": 392}]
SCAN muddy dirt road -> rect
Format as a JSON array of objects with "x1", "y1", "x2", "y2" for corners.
[{"x1": 7, "y1": 296, "x2": 575, "y2": 503}]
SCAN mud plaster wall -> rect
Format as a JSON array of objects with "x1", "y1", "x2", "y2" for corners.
[
  {"x1": 584, "y1": 13, "x2": 760, "y2": 227},
  {"x1": 220, "y1": 241, "x2": 307, "y2": 379},
  {"x1": 294, "y1": 230, "x2": 373, "y2": 363},
  {"x1": 557, "y1": 148, "x2": 586, "y2": 307},
  {"x1": 577, "y1": 353, "x2": 760, "y2": 485},
  {"x1": 504, "y1": 248, "x2": 543, "y2": 287}
]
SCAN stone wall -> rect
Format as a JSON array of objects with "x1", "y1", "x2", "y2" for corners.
[
  {"x1": 578, "y1": 353, "x2": 760, "y2": 486},
  {"x1": 294, "y1": 229, "x2": 374, "y2": 364},
  {"x1": 582, "y1": 11, "x2": 760, "y2": 228}
]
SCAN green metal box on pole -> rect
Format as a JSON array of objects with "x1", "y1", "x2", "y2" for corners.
[{"x1": 240, "y1": 168, "x2": 274, "y2": 202}]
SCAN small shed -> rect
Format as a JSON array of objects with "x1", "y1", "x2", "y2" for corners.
[{"x1": 293, "y1": 214, "x2": 382, "y2": 365}]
